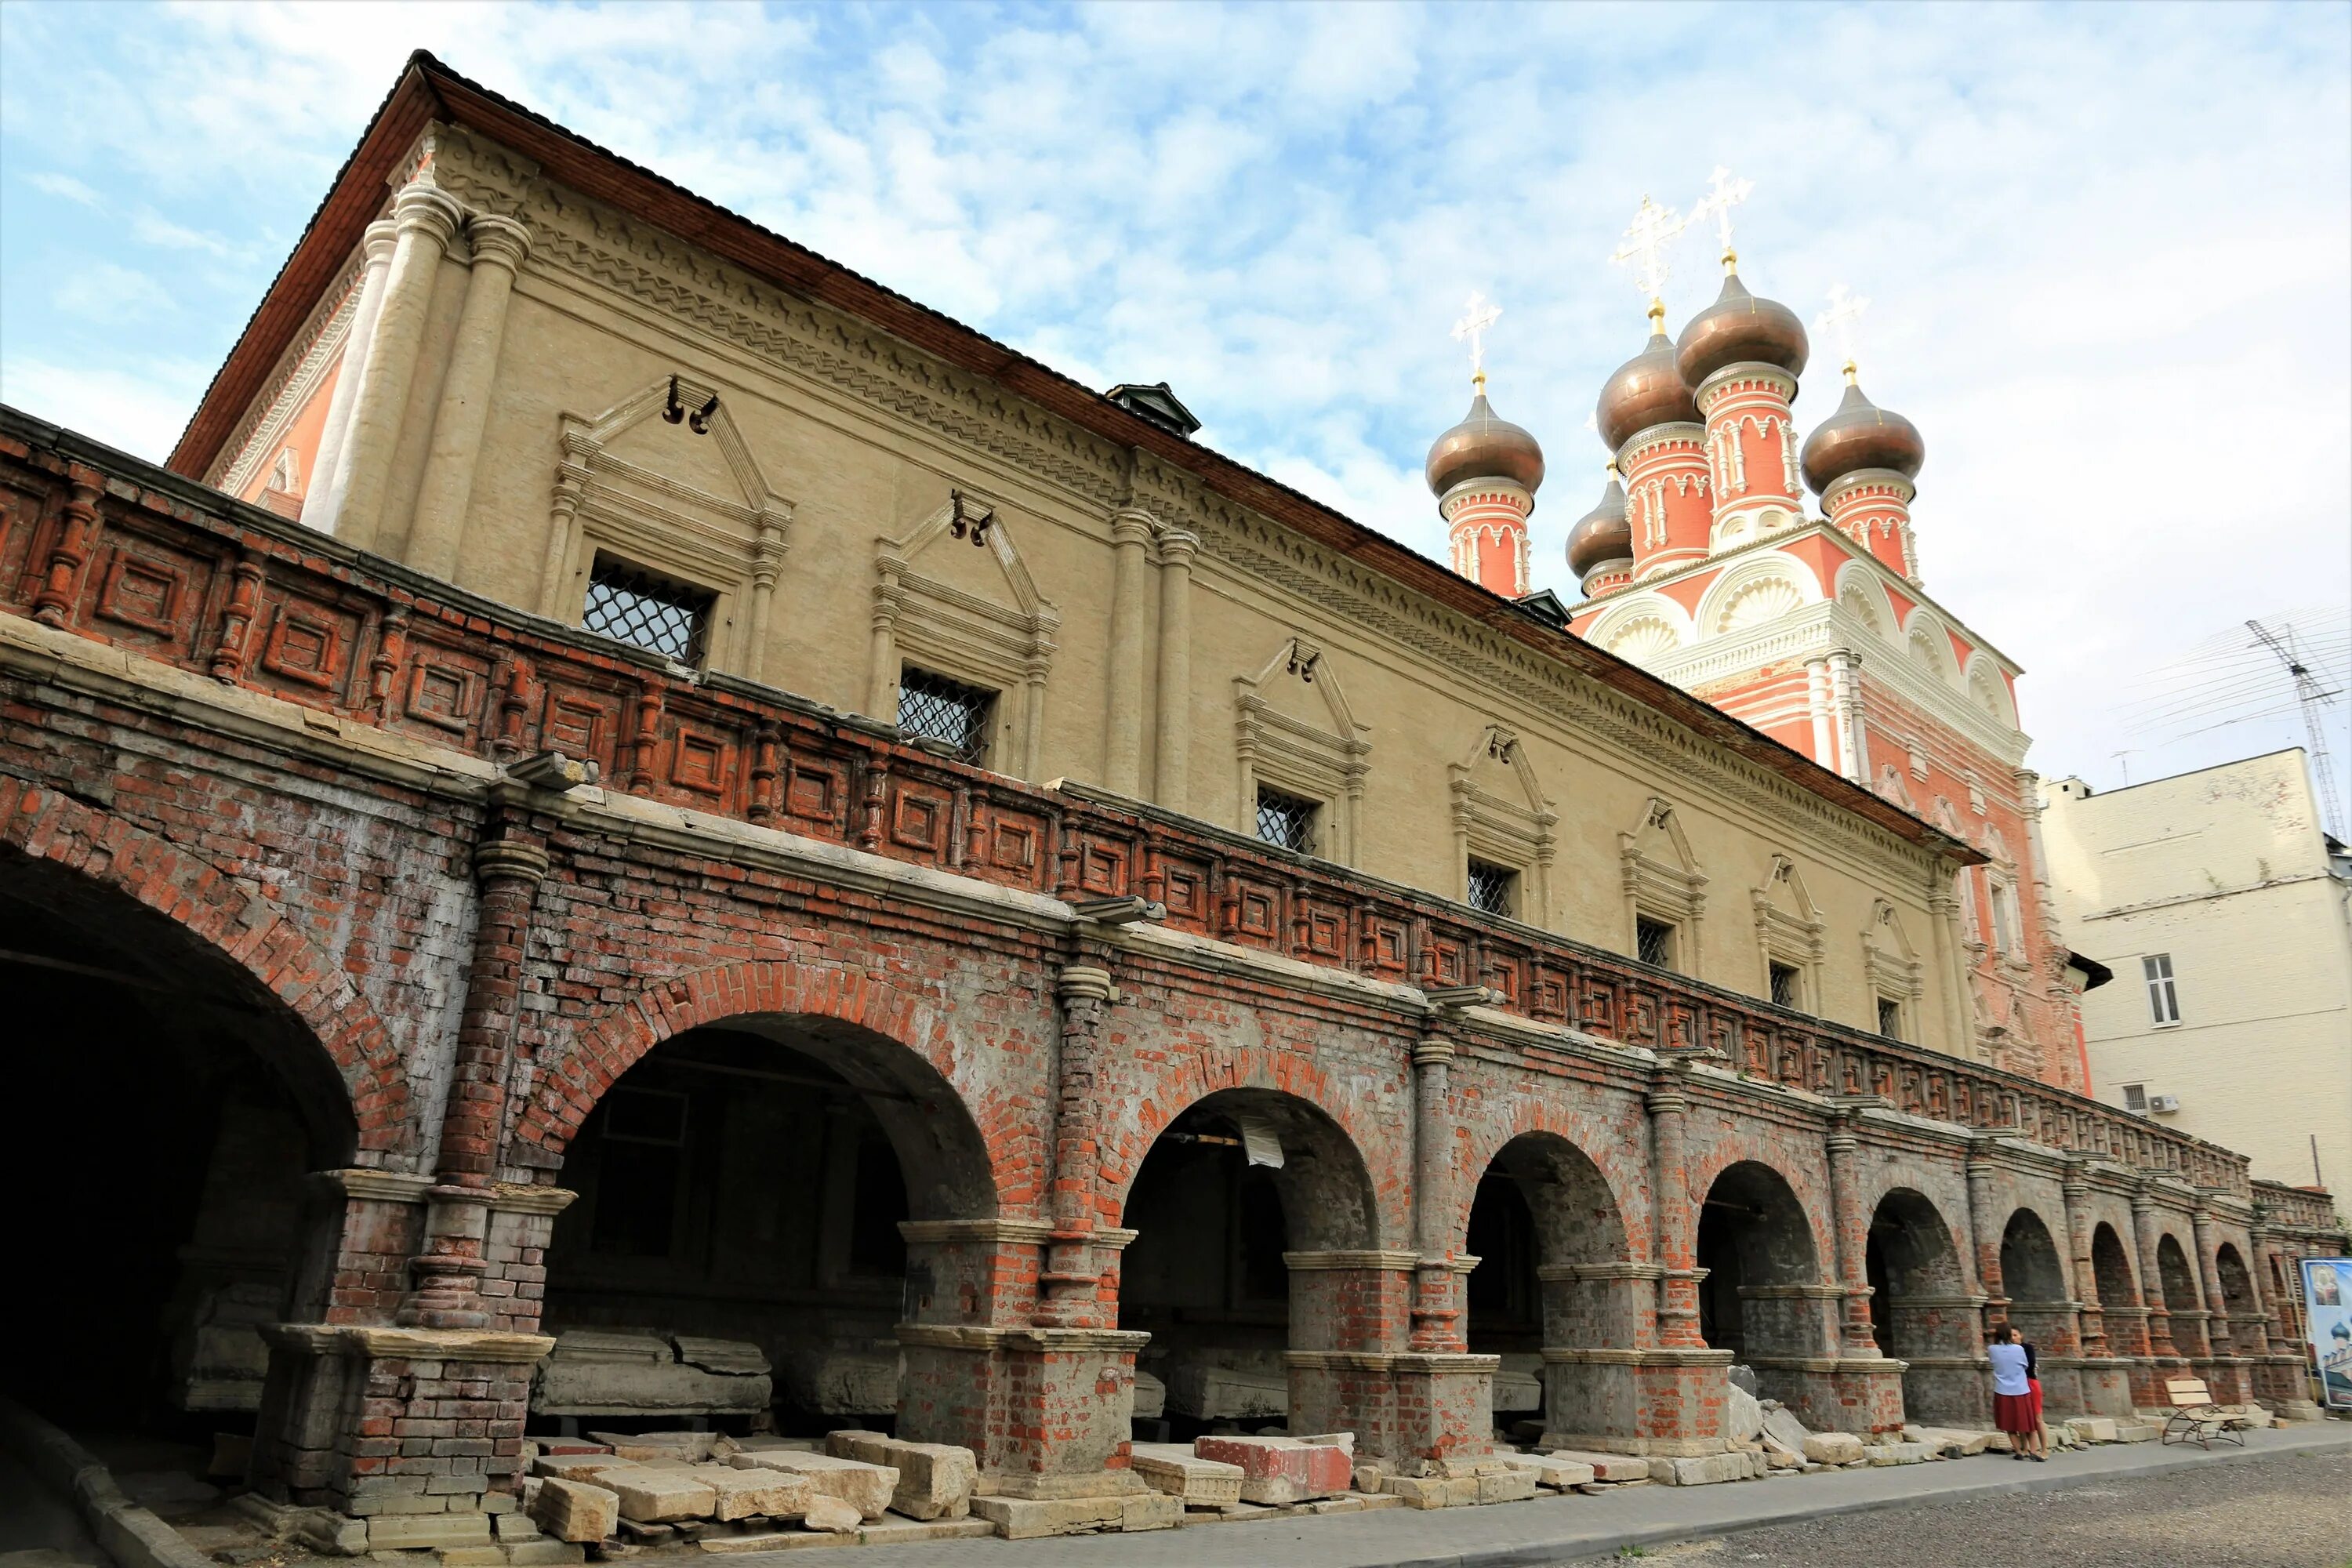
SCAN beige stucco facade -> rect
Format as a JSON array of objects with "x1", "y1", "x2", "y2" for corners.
[
  {"x1": 2043, "y1": 751, "x2": 2352, "y2": 1195},
  {"x1": 199, "y1": 118, "x2": 1984, "y2": 1058}
]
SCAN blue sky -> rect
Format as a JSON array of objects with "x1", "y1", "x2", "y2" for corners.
[{"x1": 2, "y1": 2, "x2": 2347, "y2": 810}]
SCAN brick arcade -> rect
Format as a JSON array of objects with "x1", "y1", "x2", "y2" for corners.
[{"x1": 2, "y1": 408, "x2": 2340, "y2": 1541}]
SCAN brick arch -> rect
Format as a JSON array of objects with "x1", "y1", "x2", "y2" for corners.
[
  {"x1": 1102, "y1": 1048, "x2": 1398, "y2": 1250},
  {"x1": 514, "y1": 958, "x2": 1007, "y2": 1217},
  {"x1": 1998, "y1": 1203, "x2": 2071, "y2": 1299},
  {"x1": 0, "y1": 779, "x2": 408, "y2": 1156},
  {"x1": 1680, "y1": 1138, "x2": 1833, "y2": 1258},
  {"x1": 1446, "y1": 1096, "x2": 1646, "y2": 1259}
]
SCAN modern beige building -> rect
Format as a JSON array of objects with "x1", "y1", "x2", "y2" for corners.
[{"x1": 2044, "y1": 750, "x2": 2352, "y2": 1194}]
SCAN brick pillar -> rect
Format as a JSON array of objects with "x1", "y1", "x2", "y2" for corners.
[
  {"x1": 2063, "y1": 1163, "x2": 2132, "y2": 1417},
  {"x1": 1825, "y1": 1113, "x2": 1878, "y2": 1356},
  {"x1": 401, "y1": 828, "x2": 548, "y2": 1330},
  {"x1": 1619, "y1": 1058, "x2": 1733, "y2": 1457},
  {"x1": 1385, "y1": 1030, "x2": 1494, "y2": 1468},
  {"x1": 1965, "y1": 1138, "x2": 2008, "y2": 1336},
  {"x1": 1037, "y1": 963, "x2": 1114, "y2": 1329},
  {"x1": 2245, "y1": 1218, "x2": 2315, "y2": 1414},
  {"x1": 1648, "y1": 1065, "x2": 1703, "y2": 1349},
  {"x1": 2190, "y1": 1200, "x2": 2242, "y2": 1401},
  {"x1": 2132, "y1": 1185, "x2": 2180, "y2": 1360},
  {"x1": 1408, "y1": 1033, "x2": 1461, "y2": 1354}
]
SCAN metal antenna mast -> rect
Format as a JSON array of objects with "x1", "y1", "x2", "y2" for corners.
[{"x1": 2248, "y1": 617, "x2": 2347, "y2": 841}]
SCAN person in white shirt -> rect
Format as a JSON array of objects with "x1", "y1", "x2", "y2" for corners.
[{"x1": 1987, "y1": 1324, "x2": 2045, "y2": 1460}]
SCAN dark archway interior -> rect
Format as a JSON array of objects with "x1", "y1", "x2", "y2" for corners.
[
  {"x1": 2156, "y1": 1234, "x2": 2204, "y2": 1353},
  {"x1": 2215, "y1": 1245, "x2": 2259, "y2": 1354},
  {"x1": 2091, "y1": 1224, "x2": 2141, "y2": 1352},
  {"x1": 1119, "y1": 1089, "x2": 1373, "y2": 1439},
  {"x1": 543, "y1": 1017, "x2": 989, "y2": 1436},
  {"x1": 1868, "y1": 1192, "x2": 1976, "y2": 1423},
  {"x1": 1465, "y1": 1134, "x2": 1631, "y2": 1439},
  {"x1": 0, "y1": 851, "x2": 352, "y2": 1437},
  {"x1": 1696, "y1": 1161, "x2": 1819, "y2": 1367}
]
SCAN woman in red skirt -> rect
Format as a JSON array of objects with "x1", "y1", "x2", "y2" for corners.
[{"x1": 1987, "y1": 1324, "x2": 2046, "y2": 1460}]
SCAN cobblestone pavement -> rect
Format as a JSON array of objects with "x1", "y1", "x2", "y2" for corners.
[{"x1": 1568, "y1": 1446, "x2": 2351, "y2": 1568}]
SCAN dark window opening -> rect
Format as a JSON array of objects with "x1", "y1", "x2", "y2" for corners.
[
  {"x1": 1467, "y1": 858, "x2": 1517, "y2": 918},
  {"x1": 1876, "y1": 996, "x2": 1904, "y2": 1040},
  {"x1": 586, "y1": 1087, "x2": 688, "y2": 1258},
  {"x1": 1769, "y1": 961, "x2": 1802, "y2": 1009},
  {"x1": 1636, "y1": 915, "x2": 1677, "y2": 970},
  {"x1": 896, "y1": 666, "x2": 996, "y2": 764},
  {"x1": 1254, "y1": 786, "x2": 1319, "y2": 855},
  {"x1": 583, "y1": 555, "x2": 713, "y2": 665}
]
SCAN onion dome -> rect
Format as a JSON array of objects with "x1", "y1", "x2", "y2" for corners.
[
  {"x1": 1800, "y1": 371, "x2": 1926, "y2": 494},
  {"x1": 1595, "y1": 312, "x2": 1700, "y2": 452},
  {"x1": 1675, "y1": 268, "x2": 1809, "y2": 386},
  {"x1": 1566, "y1": 469, "x2": 1632, "y2": 580},
  {"x1": 1425, "y1": 387, "x2": 1546, "y2": 498}
]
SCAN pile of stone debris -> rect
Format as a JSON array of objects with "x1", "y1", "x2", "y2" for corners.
[{"x1": 525, "y1": 1430, "x2": 993, "y2": 1555}]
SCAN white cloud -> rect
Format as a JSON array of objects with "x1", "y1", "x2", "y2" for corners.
[
  {"x1": 51, "y1": 260, "x2": 176, "y2": 321},
  {"x1": 0, "y1": 355, "x2": 211, "y2": 460},
  {"x1": 28, "y1": 171, "x2": 100, "y2": 205}
]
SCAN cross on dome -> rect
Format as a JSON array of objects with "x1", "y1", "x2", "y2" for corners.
[
  {"x1": 1451, "y1": 290, "x2": 1502, "y2": 390},
  {"x1": 1816, "y1": 283, "x2": 1871, "y2": 379},
  {"x1": 1609, "y1": 195, "x2": 1689, "y2": 322},
  {"x1": 1691, "y1": 166, "x2": 1755, "y2": 268}
]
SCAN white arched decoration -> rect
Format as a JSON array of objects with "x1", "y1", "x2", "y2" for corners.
[
  {"x1": 1233, "y1": 633, "x2": 1371, "y2": 864},
  {"x1": 1962, "y1": 652, "x2": 2017, "y2": 729},
  {"x1": 1832, "y1": 560, "x2": 1900, "y2": 647},
  {"x1": 1588, "y1": 593, "x2": 1693, "y2": 666},
  {"x1": 1902, "y1": 606, "x2": 1962, "y2": 685},
  {"x1": 1695, "y1": 554, "x2": 1820, "y2": 637}
]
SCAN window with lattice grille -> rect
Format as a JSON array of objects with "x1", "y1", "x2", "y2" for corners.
[
  {"x1": 1467, "y1": 858, "x2": 1517, "y2": 918},
  {"x1": 1635, "y1": 915, "x2": 1677, "y2": 970},
  {"x1": 1876, "y1": 996, "x2": 1905, "y2": 1040},
  {"x1": 1769, "y1": 961, "x2": 1802, "y2": 1009},
  {"x1": 582, "y1": 555, "x2": 713, "y2": 665},
  {"x1": 896, "y1": 666, "x2": 996, "y2": 764},
  {"x1": 1255, "y1": 786, "x2": 1319, "y2": 855}
]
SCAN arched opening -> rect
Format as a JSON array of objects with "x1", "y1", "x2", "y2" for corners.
[
  {"x1": 540, "y1": 1013, "x2": 996, "y2": 1438},
  {"x1": 1697, "y1": 1162, "x2": 1825, "y2": 1411},
  {"x1": 2156, "y1": 1234, "x2": 2206, "y2": 1357},
  {"x1": 1464, "y1": 1134, "x2": 1632, "y2": 1445},
  {"x1": 2214, "y1": 1245, "x2": 2259, "y2": 1355},
  {"x1": 1867, "y1": 1191, "x2": 1978, "y2": 1424},
  {"x1": 2091, "y1": 1223, "x2": 2147, "y2": 1357},
  {"x1": 0, "y1": 851, "x2": 357, "y2": 1446},
  {"x1": 1997, "y1": 1207, "x2": 2073, "y2": 1415},
  {"x1": 1118, "y1": 1088, "x2": 1376, "y2": 1441}
]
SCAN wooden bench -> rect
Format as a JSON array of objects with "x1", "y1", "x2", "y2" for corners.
[{"x1": 2161, "y1": 1377, "x2": 2249, "y2": 1449}]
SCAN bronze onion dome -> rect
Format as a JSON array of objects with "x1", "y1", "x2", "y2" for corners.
[
  {"x1": 1566, "y1": 470, "x2": 1632, "y2": 582},
  {"x1": 1800, "y1": 374, "x2": 1926, "y2": 495},
  {"x1": 1425, "y1": 389, "x2": 1546, "y2": 498},
  {"x1": 1675, "y1": 269, "x2": 1809, "y2": 387},
  {"x1": 1595, "y1": 320, "x2": 1700, "y2": 452}
]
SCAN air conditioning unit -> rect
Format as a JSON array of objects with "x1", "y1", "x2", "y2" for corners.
[{"x1": 2149, "y1": 1094, "x2": 2182, "y2": 1114}]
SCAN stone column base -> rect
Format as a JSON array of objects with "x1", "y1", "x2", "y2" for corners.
[
  {"x1": 1893, "y1": 1354, "x2": 1994, "y2": 1427},
  {"x1": 2070, "y1": 1357, "x2": 2140, "y2": 1417},
  {"x1": 1389, "y1": 1353, "x2": 1499, "y2": 1467},
  {"x1": 252, "y1": 1323, "x2": 552, "y2": 1518},
  {"x1": 1749, "y1": 1354, "x2": 1906, "y2": 1436},
  {"x1": 898, "y1": 1323, "x2": 1147, "y2": 1494},
  {"x1": 1285, "y1": 1350, "x2": 1398, "y2": 1461},
  {"x1": 1537, "y1": 1346, "x2": 1734, "y2": 1456}
]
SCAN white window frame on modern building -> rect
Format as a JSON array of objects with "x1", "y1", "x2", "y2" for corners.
[{"x1": 2143, "y1": 953, "x2": 2182, "y2": 1027}]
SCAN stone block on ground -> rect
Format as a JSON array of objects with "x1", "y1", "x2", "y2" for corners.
[
  {"x1": 1128, "y1": 1444, "x2": 1244, "y2": 1507},
  {"x1": 971, "y1": 1495, "x2": 1125, "y2": 1539},
  {"x1": 698, "y1": 1530, "x2": 853, "y2": 1554},
  {"x1": 1192, "y1": 1436, "x2": 1352, "y2": 1505},
  {"x1": 368, "y1": 1515, "x2": 496, "y2": 1550},
  {"x1": 603, "y1": 1471, "x2": 717, "y2": 1523},
  {"x1": 1165, "y1": 1362, "x2": 1287, "y2": 1421},
  {"x1": 857, "y1": 1519, "x2": 999, "y2": 1546},
  {"x1": 1492, "y1": 1352, "x2": 1544, "y2": 1413},
  {"x1": 1384, "y1": 1474, "x2": 1478, "y2": 1509},
  {"x1": 1351, "y1": 1466, "x2": 1384, "y2": 1494},
  {"x1": 507, "y1": 1542, "x2": 587, "y2": 1565},
  {"x1": 1726, "y1": 1383, "x2": 1766, "y2": 1443},
  {"x1": 1294, "y1": 1431, "x2": 1357, "y2": 1454},
  {"x1": 687, "y1": 1465, "x2": 808, "y2": 1523},
  {"x1": 1761, "y1": 1439, "x2": 1803, "y2": 1469},
  {"x1": 801, "y1": 1496, "x2": 863, "y2": 1534},
  {"x1": 1650, "y1": 1453, "x2": 1749, "y2": 1486},
  {"x1": 1865, "y1": 1441, "x2": 1936, "y2": 1466},
  {"x1": 1538, "y1": 1450, "x2": 1650, "y2": 1483},
  {"x1": 822, "y1": 1431, "x2": 976, "y2": 1520},
  {"x1": 1495, "y1": 1454, "x2": 1595, "y2": 1490},
  {"x1": 1761, "y1": 1407, "x2": 1813, "y2": 1454},
  {"x1": 729, "y1": 1452, "x2": 898, "y2": 1521},
  {"x1": 535, "y1": 1455, "x2": 639, "y2": 1482},
  {"x1": 1912, "y1": 1428, "x2": 1998, "y2": 1456},
  {"x1": 1475, "y1": 1468, "x2": 1538, "y2": 1504},
  {"x1": 1131, "y1": 1370, "x2": 1166, "y2": 1421},
  {"x1": 1801, "y1": 1432, "x2": 1864, "y2": 1465},
  {"x1": 590, "y1": 1431, "x2": 719, "y2": 1465}
]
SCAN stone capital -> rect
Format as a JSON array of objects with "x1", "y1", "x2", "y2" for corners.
[
  {"x1": 1154, "y1": 528, "x2": 1200, "y2": 567},
  {"x1": 390, "y1": 182, "x2": 465, "y2": 247},
  {"x1": 1056, "y1": 964, "x2": 1116, "y2": 1004},
  {"x1": 1107, "y1": 508, "x2": 1157, "y2": 547},
  {"x1": 464, "y1": 212, "x2": 532, "y2": 272},
  {"x1": 474, "y1": 838, "x2": 551, "y2": 887},
  {"x1": 362, "y1": 217, "x2": 400, "y2": 265}
]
